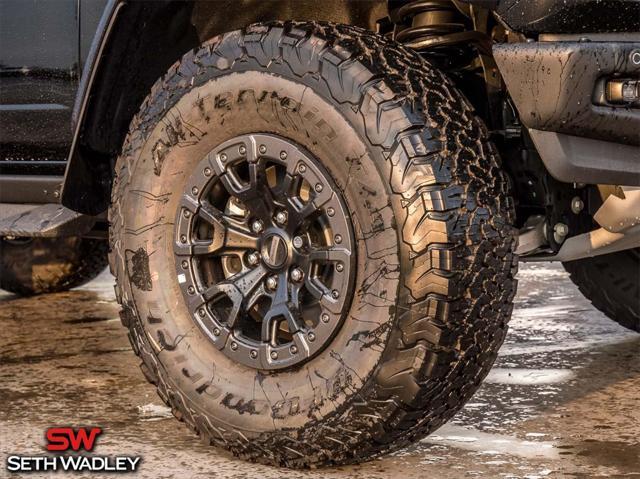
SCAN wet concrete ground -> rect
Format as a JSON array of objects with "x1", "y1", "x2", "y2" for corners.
[{"x1": 0, "y1": 263, "x2": 638, "y2": 478}]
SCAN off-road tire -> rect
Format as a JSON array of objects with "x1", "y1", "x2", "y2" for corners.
[
  {"x1": 109, "y1": 22, "x2": 517, "y2": 467},
  {"x1": 563, "y1": 248, "x2": 640, "y2": 332},
  {"x1": 0, "y1": 236, "x2": 108, "y2": 296}
]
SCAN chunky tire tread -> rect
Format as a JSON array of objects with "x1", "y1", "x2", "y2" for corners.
[
  {"x1": 0, "y1": 237, "x2": 108, "y2": 296},
  {"x1": 109, "y1": 21, "x2": 517, "y2": 467},
  {"x1": 563, "y1": 249, "x2": 640, "y2": 332}
]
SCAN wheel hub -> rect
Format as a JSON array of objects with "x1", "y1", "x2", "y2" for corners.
[
  {"x1": 173, "y1": 134, "x2": 355, "y2": 370},
  {"x1": 261, "y1": 230, "x2": 290, "y2": 270}
]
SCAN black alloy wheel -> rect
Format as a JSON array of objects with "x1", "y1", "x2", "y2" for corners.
[{"x1": 174, "y1": 134, "x2": 355, "y2": 369}]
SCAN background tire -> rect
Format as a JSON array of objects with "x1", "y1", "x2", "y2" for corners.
[
  {"x1": 563, "y1": 248, "x2": 640, "y2": 332},
  {"x1": 109, "y1": 22, "x2": 517, "y2": 467},
  {"x1": 0, "y1": 236, "x2": 108, "y2": 296}
]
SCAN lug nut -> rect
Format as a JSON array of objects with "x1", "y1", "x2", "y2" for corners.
[
  {"x1": 247, "y1": 252, "x2": 260, "y2": 266},
  {"x1": 252, "y1": 219, "x2": 264, "y2": 233},
  {"x1": 289, "y1": 345, "x2": 298, "y2": 354},
  {"x1": 198, "y1": 308, "x2": 206, "y2": 317},
  {"x1": 308, "y1": 332, "x2": 316, "y2": 342},
  {"x1": 181, "y1": 260, "x2": 189, "y2": 269},
  {"x1": 183, "y1": 209, "x2": 191, "y2": 218},
  {"x1": 239, "y1": 145, "x2": 246, "y2": 155},
  {"x1": 334, "y1": 234, "x2": 342, "y2": 244},
  {"x1": 315, "y1": 183, "x2": 323, "y2": 193},
  {"x1": 270, "y1": 350, "x2": 278, "y2": 360},
  {"x1": 336, "y1": 262, "x2": 344, "y2": 272},
  {"x1": 280, "y1": 151, "x2": 287, "y2": 160},
  {"x1": 290, "y1": 267, "x2": 304, "y2": 282},
  {"x1": 213, "y1": 328, "x2": 220, "y2": 336},
  {"x1": 292, "y1": 236, "x2": 304, "y2": 249},
  {"x1": 250, "y1": 350, "x2": 258, "y2": 359},
  {"x1": 192, "y1": 186, "x2": 199, "y2": 195},
  {"x1": 220, "y1": 153, "x2": 228, "y2": 162},
  {"x1": 204, "y1": 167, "x2": 212, "y2": 176},
  {"x1": 266, "y1": 276, "x2": 278, "y2": 290},
  {"x1": 230, "y1": 342, "x2": 238, "y2": 351},
  {"x1": 275, "y1": 210, "x2": 288, "y2": 225},
  {"x1": 321, "y1": 313, "x2": 330, "y2": 323},
  {"x1": 180, "y1": 234, "x2": 187, "y2": 243},
  {"x1": 298, "y1": 163, "x2": 307, "y2": 173},
  {"x1": 331, "y1": 289, "x2": 340, "y2": 299},
  {"x1": 187, "y1": 286, "x2": 195, "y2": 295},
  {"x1": 259, "y1": 145, "x2": 267, "y2": 154},
  {"x1": 326, "y1": 207, "x2": 335, "y2": 217}
]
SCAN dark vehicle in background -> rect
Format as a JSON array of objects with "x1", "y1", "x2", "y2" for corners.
[{"x1": 1, "y1": 0, "x2": 638, "y2": 467}]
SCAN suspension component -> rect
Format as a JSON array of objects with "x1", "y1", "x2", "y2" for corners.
[{"x1": 390, "y1": 0, "x2": 491, "y2": 69}]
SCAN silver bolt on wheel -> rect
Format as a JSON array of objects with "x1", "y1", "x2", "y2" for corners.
[
  {"x1": 247, "y1": 252, "x2": 260, "y2": 266},
  {"x1": 292, "y1": 236, "x2": 304, "y2": 249},
  {"x1": 266, "y1": 276, "x2": 278, "y2": 290},
  {"x1": 252, "y1": 219, "x2": 264, "y2": 233},
  {"x1": 275, "y1": 211, "x2": 288, "y2": 225},
  {"x1": 290, "y1": 267, "x2": 304, "y2": 282}
]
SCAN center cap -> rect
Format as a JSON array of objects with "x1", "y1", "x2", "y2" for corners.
[{"x1": 261, "y1": 232, "x2": 289, "y2": 269}]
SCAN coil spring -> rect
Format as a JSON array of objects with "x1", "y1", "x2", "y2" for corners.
[{"x1": 391, "y1": 0, "x2": 490, "y2": 69}]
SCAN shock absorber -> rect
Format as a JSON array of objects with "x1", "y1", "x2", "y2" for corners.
[{"x1": 390, "y1": 0, "x2": 491, "y2": 70}]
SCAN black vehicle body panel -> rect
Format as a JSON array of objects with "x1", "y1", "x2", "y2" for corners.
[
  {"x1": 489, "y1": 0, "x2": 640, "y2": 35},
  {"x1": 0, "y1": 0, "x2": 78, "y2": 165}
]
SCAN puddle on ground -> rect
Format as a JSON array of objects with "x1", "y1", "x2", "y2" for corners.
[
  {"x1": 138, "y1": 403, "x2": 174, "y2": 421},
  {"x1": 485, "y1": 368, "x2": 576, "y2": 385},
  {"x1": 421, "y1": 424, "x2": 559, "y2": 460}
]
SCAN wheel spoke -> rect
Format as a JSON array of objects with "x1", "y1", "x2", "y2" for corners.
[
  {"x1": 203, "y1": 265, "x2": 267, "y2": 328},
  {"x1": 260, "y1": 273, "x2": 303, "y2": 343},
  {"x1": 271, "y1": 173, "x2": 293, "y2": 198},
  {"x1": 308, "y1": 246, "x2": 351, "y2": 264},
  {"x1": 303, "y1": 275, "x2": 343, "y2": 315},
  {"x1": 194, "y1": 201, "x2": 257, "y2": 254},
  {"x1": 286, "y1": 200, "x2": 319, "y2": 229}
]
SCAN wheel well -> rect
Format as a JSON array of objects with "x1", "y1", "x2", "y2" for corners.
[{"x1": 63, "y1": 0, "x2": 387, "y2": 214}]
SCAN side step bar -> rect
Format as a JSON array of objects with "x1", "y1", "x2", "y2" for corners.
[
  {"x1": 0, "y1": 203, "x2": 97, "y2": 238},
  {"x1": 0, "y1": 175, "x2": 64, "y2": 203}
]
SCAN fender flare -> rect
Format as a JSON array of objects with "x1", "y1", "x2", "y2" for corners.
[{"x1": 62, "y1": 0, "x2": 122, "y2": 215}]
